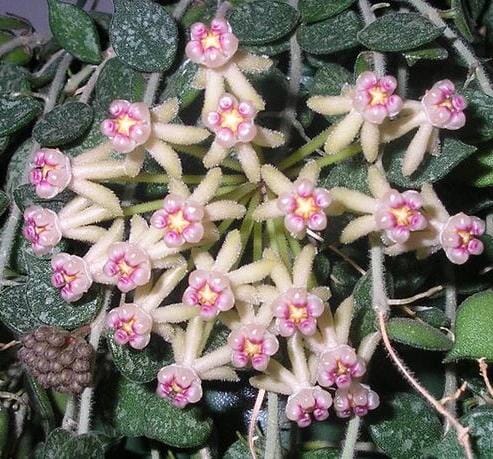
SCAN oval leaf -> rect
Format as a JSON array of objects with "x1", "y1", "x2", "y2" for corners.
[
  {"x1": 446, "y1": 290, "x2": 493, "y2": 362},
  {"x1": 47, "y1": 0, "x2": 101, "y2": 64},
  {"x1": 33, "y1": 102, "x2": 93, "y2": 146},
  {"x1": 229, "y1": 1, "x2": 299, "y2": 45},
  {"x1": 0, "y1": 284, "x2": 40, "y2": 334},
  {"x1": 0, "y1": 96, "x2": 42, "y2": 136},
  {"x1": 358, "y1": 13, "x2": 442, "y2": 52},
  {"x1": 110, "y1": 0, "x2": 178, "y2": 72},
  {"x1": 300, "y1": 0, "x2": 356, "y2": 24},
  {"x1": 387, "y1": 318, "x2": 453, "y2": 351},
  {"x1": 298, "y1": 10, "x2": 363, "y2": 54}
]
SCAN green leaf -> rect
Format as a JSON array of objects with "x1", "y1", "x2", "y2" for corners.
[
  {"x1": 319, "y1": 156, "x2": 370, "y2": 194},
  {"x1": 47, "y1": 0, "x2": 101, "y2": 64},
  {"x1": 0, "y1": 63, "x2": 30, "y2": 94},
  {"x1": 0, "y1": 284, "x2": 40, "y2": 334},
  {"x1": 299, "y1": 0, "x2": 356, "y2": 24},
  {"x1": 369, "y1": 392, "x2": 442, "y2": 459},
  {"x1": 42, "y1": 428, "x2": 105, "y2": 459},
  {"x1": 6, "y1": 139, "x2": 33, "y2": 195},
  {"x1": 0, "y1": 96, "x2": 43, "y2": 136},
  {"x1": 463, "y1": 89, "x2": 493, "y2": 142},
  {"x1": 0, "y1": 408, "x2": 8, "y2": 456},
  {"x1": 110, "y1": 0, "x2": 178, "y2": 72},
  {"x1": 107, "y1": 334, "x2": 172, "y2": 383},
  {"x1": 387, "y1": 318, "x2": 453, "y2": 351},
  {"x1": 300, "y1": 448, "x2": 340, "y2": 458},
  {"x1": 0, "y1": 190, "x2": 9, "y2": 217},
  {"x1": 0, "y1": 31, "x2": 31, "y2": 65},
  {"x1": 416, "y1": 307, "x2": 448, "y2": 329},
  {"x1": 244, "y1": 38, "x2": 291, "y2": 57},
  {"x1": 228, "y1": 1, "x2": 299, "y2": 45},
  {"x1": 383, "y1": 136, "x2": 477, "y2": 188},
  {"x1": 298, "y1": 10, "x2": 362, "y2": 54},
  {"x1": 451, "y1": 0, "x2": 474, "y2": 42},
  {"x1": 26, "y1": 375, "x2": 56, "y2": 435},
  {"x1": 358, "y1": 13, "x2": 442, "y2": 52},
  {"x1": 114, "y1": 379, "x2": 213, "y2": 448},
  {"x1": 427, "y1": 406, "x2": 493, "y2": 458},
  {"x1": 161, "y1": 60, "x2": 201, "y2": 110},
  {"x1": 402, "y1": 45, "x2": 448, "y2": 66},
  {"x1": 310, "y1": 63, "x2": 352, "y2": 96},
  {"x1": 445, "y1": 290, "x2": 493, "y2": 362},
  {"x1": 33, "y1": 102, "x2": 93, "y2": 147},
  {"x1": 13, "y1": 183, "x2": 70, "y2": 214},
  {"x1": 0, "y1": 14, "x2": 32, "y2": 32}
]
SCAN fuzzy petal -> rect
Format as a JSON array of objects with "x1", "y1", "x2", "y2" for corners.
[
  {"x1": 324, "y1": 110, "x2": 364, "y2": 155},
  {"x1": 234, "y1": 50, "x2": 273, "y2": 74},
  {"x1": 293, "y1": 245, "x2": 316, "y2": 289},
  {"x1": 360, "y1": 121, "x2": 380, "y2": 162},
  {"x1": 213, "y1": 230, "x2": 242, "y2": 273},
  {"x1": 223, "y1": 63, "x2": 265, "y2": 111},
  {"x1": 205, "y1": 200, "x2": 245, "y2": 221},
  {"x1": 402, "y1": 124, "x2": 434, "y2": 176},
  {"x1": 124, "y1": 146, "x2": 145, "y2": 177},
  {"x1": 307, "y1": 95, "x2": 352, "y2": 116},
  {"x1": 236, "y1": 143, "x2": 261, "y2": 183},
  {"x1": 261, "y1": 164, "x2": 292, "y2": 196},
  {"x1": 142, "y1": 265, "x2": 188, "y2": 312},
  {"x1": 69, "y1": 178, "x2": 122, "y2": 216},
  {"x1": 152, "y1": 123, "x2": 210, "y2": 145},
  {"x1": 152, "y1": 304, "x2": 198, "y2": 323},
  {"x1": 340, "y1": 215, "x2": 378, "y2": 244},
  {"x1": 334, "y1": 296, "x2": 354, "y2": 345},
  {"x1": 228, "y1": 259, "x2": 273, "y2": 286},
  {"x1": 202, "y1": 68, "x2": 225, "y2": 121},
  {"x1": 203, "y1": 140, "x2": 230, "y2": 169},
  {"x1": 72, "y1": 141, "x2": 113, "y2": 165},
  {"x1": 298, "y1": 161, "x2": 320, "y2": 184},
  {"x1": 330, "y1": 187, "x2": 377, "y2": 214},
  {"x1": 252, "y1": 200, "x2": 284, "y2": 221},
  {"x1": 191, "y1": 167, "x2": 222, "y2": 204},
  {"x1": 151, "y1": 98, "x2": 179, "y2": 124},
  {"x1": 253, "y1": 127, "x2": 285, "y2": 148},
  {"x1": 368, "y1": 166, "x2": 391, "y2": 199}
]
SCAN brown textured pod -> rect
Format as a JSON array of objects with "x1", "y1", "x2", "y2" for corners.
[{"x1": 18, "y1": 325, "x2": 95, "y2": 395}]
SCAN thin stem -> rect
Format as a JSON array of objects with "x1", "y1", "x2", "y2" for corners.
[
  {"x1": 264, "y1": 392, "x2": 280, "y2": 459},
  {"x1": 357, "y1": 0, "x2": 386, "y2": 76},
  {"x1": 172, "y1": 0, "x2": 193, "y2": 20},
  {"x1": 64, "y1": 65, "x2": 96, "y2": 95},
  {"x1": 0, "y1": 33, "x2": 45, "y2": 58},
  {"x1": 248, "y1": 388, "x2": 266, "y2": 459},
  {"x1": 123, "y1": 199, "x2": 164, "y2": 217},
  {"x1": 278, "y1": 128, "x2": 331, "y2": 170},
  {"x1": 405, "y1": 0, "x2": 493, "y2": 96},
  {"x1": 62, "y1": 396, "x2": 76, "y2": 431},
  {"x1": 77, "y1": 289, "x2": 113, "y2": 434},
  {"x1": 388, "y1": 285, "x2": 444, "y2": 306},
  {"x1": 370, "y1": 237, "x2": 389, "y2": 317},
  {"x1": 253, "y1": 222, "x2": 263, "y2": 261},
  {"x1": 478, "y1": 359, "x2": 493, "y2": 399},
  {"x1": 110, "y1": 173, "x2": 245, "y2": 186},
  {"x1": 314, "y1": 143, "x2": 362, "y2": 170},
  {"x1": 79, "y1": 51, "x2": 112, "y2": 104},
  {"x1": 143, "y1": 72, "x2": 162, "y2": 106}
]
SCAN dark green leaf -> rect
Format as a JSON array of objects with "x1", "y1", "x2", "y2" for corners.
[
  {"x1": 0, "y1": 14, "x2": 32, "y2": 32},
  {"x1": 0, "y1": 190, "x2": 8, "y2": 216},
  {"x1": 402, "y1": 45, "x2": 448, "y2": 66},
  {"x1": 0, "y1": 96, "x2": 43, "y2": 136},
  {"x1": 319, "y1": 156, "x2": 370, "y2": 194},
  {"x1": 369, "y1": 392, "x2": 442, "y2": 459},
  {"x1": 451, "y1": 0, "x2": 474, "y2": 42},
  {"x1": 33, "y1": 102, "x2": 93, "y2": 146},
  {"x1": 416, "y1": 307, "x2": 448, "y2": 329},
  {"x1": 47, "y1": 0, "x2": 101, "y2": 64},
  {"x1": 445, "y1": 290, "x2": 493, "y2": 362},
  {"x1": 387, "y1": 318, "x2": 453, "y2": 351},
  {"x1": 463, "y1": 88, "x2": 493, "y2": 142},
  {"x1": 114, "y1": 379, "x2": 213, "y2": 448},
  {"x1": 13, "y1": 183, "x2": 70, "y2": 213},
  {"x1": 244, "y1": 38, "x2": 291, "y2": 57},
  {"x1": 298, "y1": 10, "x2": 363, "y2": 54},
  {"x1": 161, "y1": 60, "x2": 201, "y2": 110},
  {"x1": 26, "y1": 375, "x2": 56, "y2": 435},
  {"x1": 383, "y1": 136, "x2": 477, "y2": 188},
  {"x1": 300, "y1": 448, "x2": 340, "y2": 458},
  {"x1": 0, "y1": 31, "x2": 31, "y2": 65},
  {"x1": 110, "y1": 0, "x2": 178, "y2": 72},
  {"x1": 0, "y1": 284, "x2": 39, "y2": 334},
  {"x1": 310, "y1": 63, "x2": 352, "y2": 96},
  {"x1": 358, "y1": 13, "x2": 442, "y2": 52},
  {"x1": 299, "y1": 0, "x2": 356, "y2": 24},
  {"x1": 6, "y1": 139, "x2": 33, "y2": 195},
  {"x1": 42, "y1": 428, "x2": 105, "y2": 459},
  {"x1": 0, "y1": 63, "x2": 30, "y2": 94},
  {"x1": 228, "y1": 1, "x2": 299, "y2": 45}
]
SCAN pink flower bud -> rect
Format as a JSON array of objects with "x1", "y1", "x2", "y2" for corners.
[
  {"x1": 22, "y1": 206, "x2": 62, "y2": 256},
  {"x1": 51, "y1": 253, "x2": 93, "y2": 302},
  {"x1": 317, "y1": 345, "x2": 367, "y2": 389},
  {"x1": 333, "y1": 382, "x2": 380, "y2": 418},
  {"x1": 286, "y1": 387, "x2": 333, "y2": 427},
  {"x1": 29, "y1": 149, "x2": 72, "y2": 199},
  {"x1": 156, "y1": 364, "x2": 203, "y2": 408},
  {"x1": 106, "y1": 303, "x2": 153, "y2": 350}
]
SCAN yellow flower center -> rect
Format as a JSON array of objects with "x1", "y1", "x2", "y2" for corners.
[
  {"x1": 198, "y1": 283, "x2": 218, "y2": 306},
  {"x1": 171, "y1": 381, "x2": 184, "y2": 393},
  {"x1": 220, "y1": 108, "x2": 244, "y2": 133},
  {"x1": 294, "y1": 196, "x2": 318, "y2": 220},
  {"x1": 439, "y1": 97, "x2": 453, "y2": 109},
  {"x1": 369, "y1": 86, "x2": 389, "y2": 106},
  {"x1": 116, "y1": 114, "x2": 138, "y2": 136},
  {"x1": 167, "y1": 210, "x2": 190, "y2": 234},
  {"x1": 390, "y1": 206, "x2": 413, "y2": 226},
  {"x1": 41, "y1": 164, "x2": 56, "y2": 179},
  {"x1": 122, "y1": 318, "x2": 135, "y2": 334},
  {"x1": 118, "y1": 260, "x2": 134, "y2": 276},
  {"x1": 336, "y1": 360, "x2": 348, "y2": 376},
  {"x1": 201, "y1": 32, "x2": 221, "y2": 50},
  {"x1": 288, "y1": 304, "x2": 308, "y2": 323},
  {"x1": 457, "y1": 229, "x2": 472, "y2": 246},
  {"x1": 244, "y1": 339, "x2": 262, "y2": 357}
]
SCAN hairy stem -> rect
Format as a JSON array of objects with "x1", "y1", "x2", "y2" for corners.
[
  {"x1": 265, "y1": 392, "x2": 280, "y2": 459},
  {"x1": 248, "y1": 388, "x2": 266, "y2": 459},
  {"x1": 278, "y1": 128, "x2": 331, "y2": 170},
  {"x1": 143, "y1": 72, "x2": 162, "y2": 106},
  {"x1": 79, "y1": 51, "x2": 113, "y2": 104},
  {"x1": 357, "y1": 0, "x2": 386, "y2": 76},
  {"x1": 370, "y1": 237, "x2": 389, "y2": 317},
  {"x1": 0, "y1": 33, "x2": 45, "y2": 58},
  {"x1": 172, "y1": 0, "x2": 193, "y2": 20}
]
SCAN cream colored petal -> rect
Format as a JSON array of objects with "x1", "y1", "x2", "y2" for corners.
[
  {"x1": 368, "y1": 165, "x2": 391, "y2": 199},
  {"x1": 168, "y1": 177, "x2": 190, "y2": 198},
  {"x1": 145, "y1": 139, "x2": 183, "y2": 178},
  {"x1": 60, "y1": 204, "x2": 112, "y2": 229},
  {"x1": 235, "y1": 285, "x2": 259, "y2": 305},
  {"x1": 213, "y1": 229, "x2": 241, "y2": 273},
  {"x1": 137, "y1": 226, "x2": 166, "y2": 249},
  {"x1": 360, "y1": 121, "x2": 380, "y2": 162},
  {"x1": 234, "y1": 50, "x2": 272, "y2": 74},
  {"x1": 358, "y1": 332, "x2": 381, "y2": 361},
  {"x1": 292, "y1": 244, "x2": 316, "y2": 289},
  {"x1": 85, "y1": 218, "x2": 124, "y2": 264},
  {"x1": 152, "y1": 304, "x2": 197, "y2": 323},
  {"x1": 223, "y1": 63, "x2": 265, "y2": 111},
  {"x1": 219, "y1": 310, "x2": 241, "y2": 329},
  {"x1": 146, "y1": 241, "x2": 179, "y2": 261},
  {"x1": 257, "y1": 284, "x2": 280, "y2": 308},
  {"x1": 69, "y1": 179, "x2": 122, "y2": 216},
  {"x1": 330, "y1": 187, "x2": 377, "y2": 214},
  {"x1": 72, "y1": 141, "x2": 113, "y2": 165},
  {"x1": 151, "y1": 98, "x2": 179, "y2": 124},
  {"x1": 421, "y1": 184, "x2": 449, "y2": 222},
  {"x1": 311, "y1": 286, "x2": 331, "y2": 302},
  {"x1": 152, "y1": 322, "x2": 175, "y2": 342},
  {"x1": 380, "y1": 111, "x2": 423, "y2": 143},
  {"x1": 236, "y1": 143, "x2": 261, "y2": 183},
  {"x1": 134, "y1": 282, "x2": 153, "y2": 307},
  {"x1": 252, "y1": 200, "x2": 284, "y2": 222},
  {"x1": 249, "y1": 375, "x2": 292, "y2": 395},
  {"x1": 172, "y1": 328, "x2": 186, "y2": 364},
  {"x1": 270, "y1": 261, "x2": 292, "y2": 292},
  {"x1": 202, "y1": 68, "x2": 225, "y2": 120},
  {"x1": 402, "y1": 124, "x2": 434, "y2": 176},
  {"x1": 63, "y1": 226, "x2": 107, "y2": 243},
  {"x1": 340, "y1": 215, "x2": 378, "y2": 244},
  {"x1": 228, "y1": 258, "x2": 273, "y2": 286},
  {"x1": 324, "y1": 110, "x2": 364, "y2": 155},
  {"x1": 252, "y1": 127, "x2": 285, "y2": 148},
  {"x1": 261, "y1": 164, "x2": 292, "y2": 195},
  {"x1": 298, "y1": 160, "x2": 320, "y2": 183},
  {"x1": 193, "y1": 67, "x2": 206, "y2": 90},
  {"x1": 58, "y1": 196, "x2": 91, "y2": 219},
  {"x1": 152, "y1": 254, "x2": 188, "y2": 270},
  {"x1": 255, "y1": 302, "x2": 275, "y2": 327},
  {"x1": 152, "y1": 123, "x2": 210, "y2": 145},
  {"x1": 203, "y1": 140, "x2": 230, "y2": 169},
  {"x1": 142, "y1": 265, "x2": 188, "y2": 312},
  {"x1": 192, "y1": 250, "x2": 215, "y2": 271},
  {"x1": 200, "y1": 367, "x2": 239, "y2": 382},
  {"x1": 264, "y1": 359, "x2": 298, "y2": 390},
  {"x1": 190, "y1": 167, "x2": 222, "y2": 204},
  {"x1": 205, "y1": 201, "x2": 246, "y2": 221},
  {"x1": 129, "y1": 215, "x2": 149, "y2": 243},
  {"x1": 73, "y1": 160, "x2": 127, "y2": 180},
  {"x1": 194, "y1": 346, "x2": 232, "y2": 374},
  {"x1": 307, "y1": 95, "x2": 352, "y2": 116},
  {"x1": 334, "y1": 296, "x2": 354, "y2": 345},
  {"x1": 124, "y1": 146, "x2": 145, "y2": 177}
]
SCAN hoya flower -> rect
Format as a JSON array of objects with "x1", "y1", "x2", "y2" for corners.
[
  {"x1": 103, "y1": 242, "x2": 152, "y2": 293},
  {"x1": 253, "y1": 161, "x2": 332, "y2": 238},
  {"x1": 23, "y1": 206, "x2": 62, "y2": 256},
  {"x1": 150, "y1": 168, "x2": 245, "y2": 249},
  {"x1": 157, "y1": 364, "x2": 203, "y2": 408},
  {"x1": 99, "y1": 98, "x2": 210, "y2": 179},
  {"x1": 106, "y1": 303, "x2": 153, "y2": 350},
  {"x1": 316, "y1": 344, "x2": 366, "y2": 389},
  {"x1": 333, "y1": 382, "x2": 380, "y2": 418},
  {"x1": 203, "y1": 93, "x2": 284, "y2": 182},
  {"x1": 29, "y1": 149, "x2": 71, "y2": 199},
  {"x1": 331, "y1": 166, "x2": 427, "y2": 244},
  {"x1": 228, "y1": 324, "x2": 279, "y2": 371},
  {"x1": 51, "y1": 254, "x2": 93, "y2": 302},
  {"x1": 286, "y1": 387, "x2": 332, "y2": 427},
  {"x1": 308, "y1": 71, "x2": 402, "y2": 161},
  {"x1": 381, "y1": 80, "x2": 467, "y2": 176}
]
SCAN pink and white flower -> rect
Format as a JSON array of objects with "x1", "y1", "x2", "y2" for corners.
[
  {"x1": 205, "y1": 93, "x2": 257, "y2": 148},
  {"x1": 103, "y1": 242, "x2": 152, "y2": 292},
  {"x1": 333, "y1": 382, "x2": 380, "y2": 418},
  {"x1": 228, "y1": 324, "x2": 279, "y2": 371},
  {"x1": 286, "y1": 387, "x2": 332, "y2": 427},
  {"x1": 156, "y1": 364, "x2": 203, "y2": 408},
  {"x1": 353, "y1": 71, "x2": 403, "y2": 124},
  {"x1": 150, "y1": 194, "x2": 205, "y2": 248},
  {"x1": 374, "y1": 190, "x2": 427, "y2": 244},
  {"x1": 440, "y1": 213, "x2": 485, "y2": 264},
  {"x1": 51, "y1": 253, "x2": 92, "y2": 302},
  {"x1": 183, "y1": 270, "x2": 235, "y2": 320},
  {"x1": 101, "y1": 100, "x2": 151, "y2": 153},
  {"x1": 29, "y1": 149, "x2": 72, "y2": 199},
  {"x1": 317, "y1": 345, "x2": 366, "y2": 389},
  {"x1": 185, "y1": 18, "x2": 239, "y2": 69},
  {"x1": 106, "y1": 303, "x2": 153, "y2": 350},
  {"x1": 22, "y1": 206, "x2": 62, "y2": 255},
  {"x1": 422, "y1": 80, "x2": 467, "y2": 130},
  {"x1": 278, "y1": 179, "x2": 332, "y2": 237},
  {"x1": 273, "y1": 288, "x2": 324, "y2": 337}
]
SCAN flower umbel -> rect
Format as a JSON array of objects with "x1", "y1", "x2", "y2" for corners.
[{"x1": 106, "y1": 303, "x2": 153, "y2": 350}]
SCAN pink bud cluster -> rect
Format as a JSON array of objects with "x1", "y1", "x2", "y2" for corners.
[{"x1": 286, "y1": 387, "x2": 332, "y2": 427}]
